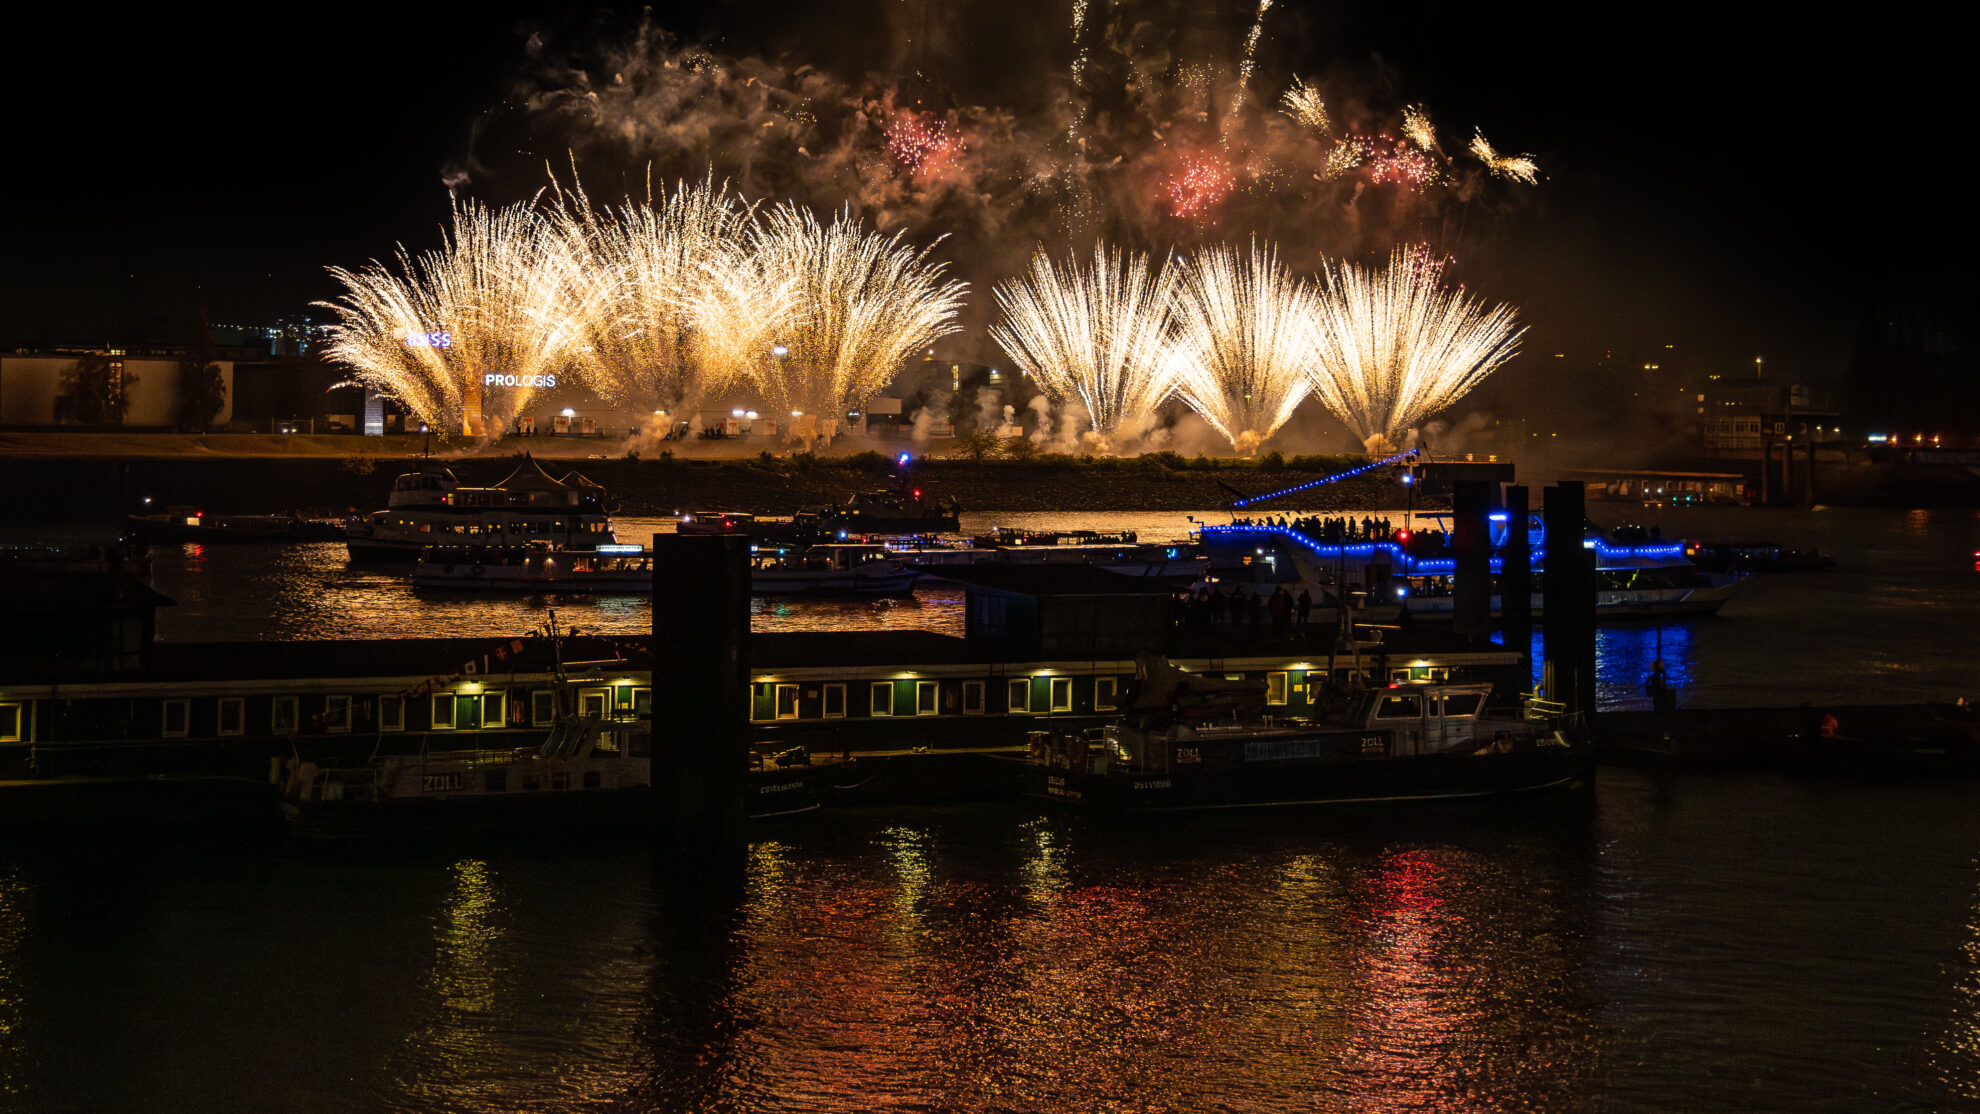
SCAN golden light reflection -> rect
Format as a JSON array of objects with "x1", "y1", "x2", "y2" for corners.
[
  {"x1": 1927, "y1": 857, "x2": 1980, "y2": 1102},
  {"x1": 389, "y1": 859, "x2": 512, "y2": 1106},
  {"x1": 0, "y1": 868, "x2": 28, "y2": 1090}
]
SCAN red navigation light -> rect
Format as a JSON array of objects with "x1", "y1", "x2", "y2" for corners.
[
  {"x1": 721, "y1": 517, "x2": 733, "y2": 530},
  {"x1": 913, "y1": 489, "x2": 922, "y2": 498},
  {"x1": 1395, "y1": 528, "x2": 1410, "y2": 541},
  {"x1": 196, "y1": 510, "x2": 204, "y2": 517}
]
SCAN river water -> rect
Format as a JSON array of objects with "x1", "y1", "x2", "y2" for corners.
[
  {"x1": 5, "y1": 505, "x2": 1979, "y2": 1111},
  {"x1": 5, "y1": 772, "x2": 1980, "y2": 1112}
]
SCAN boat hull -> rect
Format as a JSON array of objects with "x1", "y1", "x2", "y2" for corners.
[{"x1": 1025, "y1": 743, "x2": 1592, "y2": 813}]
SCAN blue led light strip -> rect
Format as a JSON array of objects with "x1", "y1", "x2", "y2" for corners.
[{"x1": 1229, "y1": 449, "x2": 1420, "y2": 508}]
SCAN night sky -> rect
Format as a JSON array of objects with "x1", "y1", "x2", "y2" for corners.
[{"x1": 5, "y1": 2, "x2": 1963, "y2": 392}]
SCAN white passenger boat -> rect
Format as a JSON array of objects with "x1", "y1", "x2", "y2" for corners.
[
  {"x1": 412, "y1": 542, "x2": 921, "y2": 597},
  {"x1": 346, "y1": 457, "x2": 618, "y2": 561},
  {"x1": 411, "y1": 544, "x2": 652, "y2": 592}
]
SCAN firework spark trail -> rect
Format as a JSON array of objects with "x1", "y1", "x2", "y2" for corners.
[
  {"x1": 1280, "y1": 77, "x2": 1330, "y2": 133},
  {"x1": 1324, "y1": 134, "x2": 1370, "y2": 178},
  {"x1": 1304, "y1": 247, "x2": 1525, "y2": 453},
  {"x1": 1067, "y1": 0, "x2": 1091, "y2": 143},
  {"x1": 553, "y1": 173, "x2": 752, "y2": 415},
  {"x1": 320, "y1": 197, "x2": 580, "y2": 437},
  {"x1": 989, "y1": 244, "x2": 1176, "y2": 445},
  {"x1": 1225, "y1": 0, "x2": 1276, "y2": 141},
  {"x1": 1402, "y1": 104, "x2": 1438, "y2": 152},
  {"x1": 1468, "y1": 128, "x2": 1539, "y2": 184},
  {"x1": 709, "y1": 204, "x2": 966, "y2": 445},
  {"x1": 1165, "y1": 240, "x2": 1316, "y2": 456}
]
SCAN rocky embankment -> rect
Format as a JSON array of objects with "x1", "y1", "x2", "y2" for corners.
[{"x1": 9, "y1": 451, "x2": 1430, "y2": 520}]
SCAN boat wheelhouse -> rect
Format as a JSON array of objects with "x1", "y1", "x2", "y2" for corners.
[
  {"x1": 1024, "y1": 655, "x2": 1589, "y2": 812},
  {"x1": 345, "y1": 457, "x2": 617, "y2": 561}
]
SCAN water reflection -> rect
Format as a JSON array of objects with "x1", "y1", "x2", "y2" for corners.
[
  {"x1": 388, "y1": 860, "x2": 512, "y2": 1107},
  {"x1": 0, "y1": 868, "x2": 28, "y2": 1100}
]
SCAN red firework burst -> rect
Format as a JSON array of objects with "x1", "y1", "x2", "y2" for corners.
[{"x1": 1167, "y1": 156, "x2": 1236, "y2": 221}]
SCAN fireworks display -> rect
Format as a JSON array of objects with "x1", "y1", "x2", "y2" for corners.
[
  {"x1": 1304, "y1": 247, "x2": 1526, "y2": 453},
  {"x1": 715, "y1": 204, "x2": 967, "y2": 445},
  {"x1": 1280, "y1": 77, "x2": 1329, "y2": 133},
  {"x1": 1402, "y1": 104, "x2": 1438, "y2": 152},
  {"x1": 554, "y1": 174, "x2": 751, "y2": 414},
  {"x1": 1165, "y1": 241, "x2": 1316, "y2": 456},
  {"x1": 1469, "y1": 129, "x2": 1540, "y2": 184},
  {"x1": 321, "y1": 4, "x2": 1544, "y2": 452},
  {"x1": 1168, "y1": 155, "x2": 1237, "y2": 221},
  {"x1": 885, "y1": 109, "x2": 965, "y2": 177},
  {"x1": 323, "y1": 193, "x2": 963, "y2": 445},
  {"x1": 321, "y1": 199, "x2": 579, "y2": 437},
  {"x1": 989, "y1": 244, "x2": 1176, "y2": 444}
]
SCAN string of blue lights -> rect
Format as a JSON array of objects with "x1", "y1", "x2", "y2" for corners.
[{"x1": 1229, "y1": 449, "x2": 1421, "y2": 508}]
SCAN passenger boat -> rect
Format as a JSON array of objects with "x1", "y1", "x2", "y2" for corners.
[
  {"x1": 1024, "y1": 655, "x2": 1590, "y2": 813},
  {"x1": 896, "y1": 528, "x2": 1205, "y2": 581},
  {"x1": 411, "y1": 543, "x2": 652, "y2": 592},
  {"x1": 750, "y1": 544, "x2": 923, "y2": 597},
  {"x1": 127, "y1": 507, "x2": 344, "y2": 544},
  {"x1": 803, "y1": 487, "x2": 962, "y2": 535},
  {"x1": 412, "y1": 541, "x2": 921, "y2": 597},
  {"x1": 675, "y1": 510, "x2": 821, "y2": 545},
  {"x1": 1398, "y1": 548, "x2": 1741, "y2": 620},
  {"x1": 345, "y1": 456, "x2": 618, "y2": 561},
  {"x1": 1686, "y1": 541, "x2": 1838, "y2": 574}
]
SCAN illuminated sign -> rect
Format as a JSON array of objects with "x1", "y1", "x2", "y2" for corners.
[
  {"x1": 483, "y1": 373, "x2": 558, "y2": 388},
  {"x1": 404, "y1": 331, "x2": 452, "y2": 348}
]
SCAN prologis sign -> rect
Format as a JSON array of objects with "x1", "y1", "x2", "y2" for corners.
[{"x1": 483, "y1": 373, "x2": 559, "y2": 389}]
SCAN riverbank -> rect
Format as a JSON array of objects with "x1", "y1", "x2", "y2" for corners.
[{"x1": 0, "y1": 445, "x2": 1429, "y2": 518}]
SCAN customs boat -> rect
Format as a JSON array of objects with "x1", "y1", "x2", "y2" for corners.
[
  {"x1": 345, "y1": 457, "x2": 617, "y2": 561},
  {"x1": 1025, "y1": 655, "x2": 1590, "y2": 813}
]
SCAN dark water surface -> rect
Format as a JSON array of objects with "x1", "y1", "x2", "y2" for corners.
[{"x1": 5, "y1": 770, "x2": 1980, "y2": 1112}]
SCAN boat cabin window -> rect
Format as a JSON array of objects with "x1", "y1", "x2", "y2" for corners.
[
  {"x1": 1438, "y1": 692, "x2": 1484, "y2": 717},
  {"x1": 1008, "y1": 678, "x2": 1031, "y2": 714},
  {"x1": 869, "y1": 682, "x2": 894, "y2": 717},
  {"x1": 0, "y1": 703, "x2": 20, "y2": 743},
  {"x1": 532, "y1": 690, "x2": 557, "y2": 726},
  {"x1": 632, "y1": 687, "x2": 652, "y2": 718},
  {"x1": 482, "y1": 691, "x2": 507, "y2": 728},
  {"x1": 1050, "y1": 677, "x2": 1074, "y2": 713},
  {"x1": 776, "y1": 684, "x2": 800, "y2": 720},
  {"x1": 963, "y1": 681, "x2": 985, "y2": 715},
  {"x1": 580, "y1": 689, "x2": 610, "y2": 718},
  {"x1": 1265, "y1": 672, "x2": 1289, "y2": 706},
  {"x1": 272, "y1": 696, "x2": 300, "y2": 734},
  {"x1": 429, "y1": 693, "x2": 456, "y2": 730},
  {"x1": 323, "y1": 695, "x2": 352, "y2": 733},
  {"x1": 1094, "y1": 677, "x2": 1118, "y2": 711},
  {"x1": 377, "y1": 696, "x2": 404, "y2": 732},
  {"x1": 161, "y1": 698, "x2": 190, "y2": 738},
  {"x1": 916, "y1": 681, "x2": 940, "y2": 716},
  {"x1": 823, "y1": 683, "x2": 846, "y2": 719},
  {"x1": 1375, "y1": 694, "x2": 1423, "y2": 719},
  {"x1": 217, "y1": 697, "x2": 245, "y2": 737}
]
